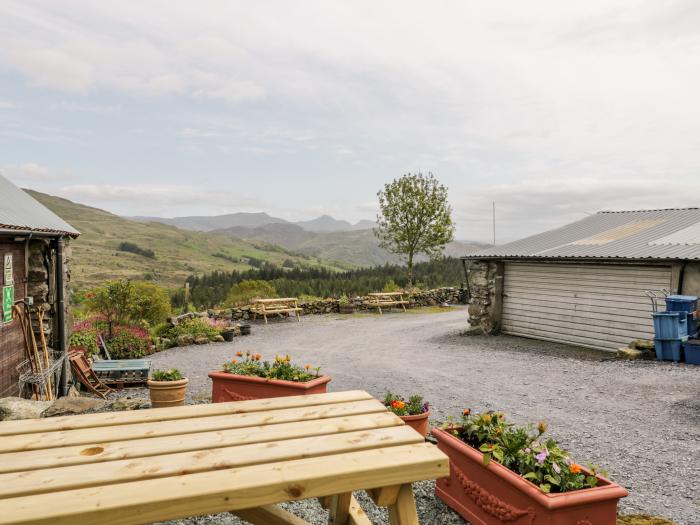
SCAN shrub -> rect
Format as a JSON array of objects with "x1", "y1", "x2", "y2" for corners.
[
  {"x1": 383, "y1": 392, "x2": 429, "y2": 416},
  {"x1": 382, "y1": 279, "x2": 401, "y2": 293},
  {"x1": 221, "y1": 352, "x2": 320, "y2": 382},
  {"x1": 118, "y1": 242, "x2": 155, "y2": 259},
  {"x1": 445, "y1": 410, "x2": 607, "y2": 494},
  {"x1": 86, "y1": 279, "x2": 171, "y2": 326},
  {"x1": 225, "y1": 280, "x2": 277, "y2": 306},
  {"x1": 151, "y1": 368, "x2": 184, "y2": 381},
  {"x1": 69, "y1": 319, "x2": 100, "y2": 355},
  {"x1": 108, "y1": 326, "x2": 151, "y2": 359},
  {"x1": 167, "y1": 318, "x2": 221, "y2": 340}
]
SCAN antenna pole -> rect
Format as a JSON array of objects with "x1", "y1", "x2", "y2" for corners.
[{"x1": 492, "y1": 201, "x2": 496, "y2": 246}]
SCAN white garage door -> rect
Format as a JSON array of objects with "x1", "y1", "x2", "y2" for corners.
[{"x1": 502, "y1": 262, "x2": 673, "y2": 351}]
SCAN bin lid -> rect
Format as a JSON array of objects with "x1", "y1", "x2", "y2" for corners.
[
  {"x1": 652, "y1": 311, "x2": 682, "y2": 317},
  {"x1": 666, "y1": 295, "x2": 698, "y2": 302}
]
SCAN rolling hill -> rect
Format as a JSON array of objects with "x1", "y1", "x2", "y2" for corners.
[
  {"x1": 214, "y1": 223, "x2": 485, "y2": 267},
  {"x1": 27, "y1": 191, "x2": 346, "y2": 290}
]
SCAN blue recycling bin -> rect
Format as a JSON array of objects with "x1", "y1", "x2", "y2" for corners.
[
  {"x1": 655, "y1": 339, "x2": 684, "y2": 362},
  {"x1": 652, "y1": 311, "x2": 688, "y2": 339},
  {"x1": 665, "y1": 295, "x2": 698, "y2": 336},
  {"x1": 684, "y1": 339, "x2": 700, "y2": 365}
]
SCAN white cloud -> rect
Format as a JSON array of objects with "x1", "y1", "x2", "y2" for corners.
[
  {"x1": 0, "y1": 162, "x2": 52, "y2": 181},
  {"x1": 49, "y1": 101, "x2": 120, "y2": 113},
  {"x1": 0, "y1": 100, "x2": 16, "y2": 109}
]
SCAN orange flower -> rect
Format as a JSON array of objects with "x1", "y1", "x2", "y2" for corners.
[
  {"x1": 391, "y1": 400, "x2": 406, "y2": 410},
  {"x1": 569, "y1": 463, "x2": 582, "y2": 474},
  {"x1": 235, "y1": 351, "x2": 243, "y2": 357},
  {"x1": 230, "y1": 359, "x2": 237, "y2": 364},
  {"x1": 462, "y1": 409, "x2": 471, "y2": 416},
  {"x1": 304, "y1": 364, "x2": 312, "y2": 370},
  {"x1": 253, "y1": 353, "x2": 262, "y2": 361}
]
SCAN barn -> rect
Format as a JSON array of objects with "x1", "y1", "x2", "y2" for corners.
[
  {"x1": 464, "y1": 209, "x2": 700, "y2": 351},
  {"x1": 0, "y1": 175, "x2": 79, "y2": 398}
]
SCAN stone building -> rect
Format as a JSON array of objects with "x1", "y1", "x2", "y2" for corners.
[
  {"x1": 464, "y1": 209, "x2": 700, "y2": 351},
  {"x1": 0, "y1": 175, "x2": 79, "y2": 397}
]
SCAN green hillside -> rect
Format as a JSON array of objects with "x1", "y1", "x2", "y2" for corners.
[{"x1": 27, "y1": 191, "x2": 345, "y2": 290}]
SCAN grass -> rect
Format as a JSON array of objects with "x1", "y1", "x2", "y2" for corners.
[{"x1": 29, "y1": 190, "x2": 346, "y2": 290}]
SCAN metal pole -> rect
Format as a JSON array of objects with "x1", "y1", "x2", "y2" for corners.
[{"x1": 492, "y1": 201, "x2": 496, "y2": 246}]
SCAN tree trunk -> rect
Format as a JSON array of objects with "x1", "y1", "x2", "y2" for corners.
[{"x1": 407, "y1": 252, "x2": 414, "y2": 287}]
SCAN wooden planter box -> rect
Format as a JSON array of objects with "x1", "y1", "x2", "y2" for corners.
[
  {"x1": 432, "y1": 428, "x2": 628, "y2": 525},
  {"x1": 208, "y1": 371, "x2": 331, "y2": 402}
]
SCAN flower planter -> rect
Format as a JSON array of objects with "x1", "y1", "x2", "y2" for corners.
[
  {"x1": 208, "y1": 371, "x2": 331, "y2": 402},
  {"x1": 432, "y1": 428, "x2": 628, "y2": 525},
  {"x1": 339, "y1": 304, "x2": 356, "y2": 314},
  {"x1": 240, "y1": 324, "x2": 252, "y2": 336},
  {"x1": 399, "y1": 410, "x2": 430, "y2": 437},
  {"x1": 147, "y1": 378, "x2": 188, "y2": 408},
  {"x1": 221, "y1": 330, "x2": 235, "y2": 342}
]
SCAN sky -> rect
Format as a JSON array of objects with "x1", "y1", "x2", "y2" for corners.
[{"x1": 0, "y1": 1, "x2": 699, "y2": 243}]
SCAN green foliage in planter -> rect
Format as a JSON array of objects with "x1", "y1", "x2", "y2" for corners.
[
  {"x1": 221, "y1": 351, "x2": 320, "y2": 382},
  {"x1": 151, "y1": 368, "x2": 184, "y2": 381},
  {"x1": 445, "y1": 410, "x2": 607, "y2": 494},
  {"x1": 383, "y1": 392, "x2": 429, "y2": 416}
]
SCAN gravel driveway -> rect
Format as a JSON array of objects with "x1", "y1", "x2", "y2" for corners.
[{"x1": 137, "y1": 306, "x2": 699, "y2": 525}]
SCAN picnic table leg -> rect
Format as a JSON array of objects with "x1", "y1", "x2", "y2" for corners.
[
  {"x1": 387, "y1": 484, "x2": 419, "y2": 525},
  {"x1": 328, "y1": 492, "x2": 352, "y2": 525},
  {"x1": 233, "y1": 504, "x2": 310, "y2": 524},
  {"x1": 400, "y1": 295, "x2": 407, "y2": 312}
]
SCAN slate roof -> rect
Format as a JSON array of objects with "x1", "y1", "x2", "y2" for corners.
[
  {"x1": 0, "y1": 174, "x2": 79, "y2": 237},
  {"x1": 466, "y1": 208, "x2": 700, "y2": 261}
]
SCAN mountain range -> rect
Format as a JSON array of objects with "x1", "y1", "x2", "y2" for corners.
[
  {"x1": 133, "y1": 212, "x2": 485, "y2": 266},
  {"x1": 131, "y1": 212, "x2": 375, "y2": 233}
]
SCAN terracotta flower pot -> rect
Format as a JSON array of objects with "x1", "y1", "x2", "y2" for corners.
[
  {"x1": 432, "y1": 428, "x2": 628, "y2": 525},
  {"x1": 399, "y1": 410, "x2": 431, "y2": 437},
  {"x1": 147, "y1": 378, "x2": 188, "y2": 408},
  {"x1": 208, "y1": 371, "x2": 331, "y2": 402}
]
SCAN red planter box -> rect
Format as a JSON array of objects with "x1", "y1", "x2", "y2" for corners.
[
  {"x1": 432, "y1": 428, "x2": 628, "y2": 525},
  {"x1": 208, "y1": 371, "x2": 331, "y2": 402}
]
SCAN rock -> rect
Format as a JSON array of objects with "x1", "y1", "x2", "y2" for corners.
[
  {"x1": 463, "y1": 325, "x2": 484, "y2": 336},
  {"x1": 66, "y1": 385, "x2": 81, "y2": 397},
  {"x1": 107, "y1": 397, "x2": 150, "y2": 411},
  {"x1": 176, "y1": 334, "x2": 195, "y2": 346},
  {"x1": 194, "y1": 336, "x2": 209, "y2": 345},
  {"x1": 0, "y1": 397, "x2": 53, "y2": 421},
  {"x1": 617, "y1": 347, "x2": 645, "y2": 360},
  {"x1": 630, "y1": 339, "x2": 656, "y2": 351},
  {"x1": 212, "y1": 335, "x2": 225, "y2": 342},
  {"x1": 42, "y1": 396, "x2": 106, "y2": 417}
]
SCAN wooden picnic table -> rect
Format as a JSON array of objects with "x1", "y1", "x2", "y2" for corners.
[
  {"x1": 365, "y1": 292, "x2": 409, "y2": 315},
  {"x1": 251, "y1": 297, "x2": 302, "y2": 324},
  {"x1": 0, "y1": 390, "x2": 448, "y2": 525}
]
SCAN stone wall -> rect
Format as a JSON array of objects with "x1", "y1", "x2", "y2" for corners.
[
  {"x1": 204, "y1": 287, "x2": 465, "y2": 321},
  {"x1": 466, "y1": 260, "x2": 503, "y2": 334}
]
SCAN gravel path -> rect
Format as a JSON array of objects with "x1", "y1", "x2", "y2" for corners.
[{"x1": 131, "y1": 307, "x2": 699, "y2": 525}]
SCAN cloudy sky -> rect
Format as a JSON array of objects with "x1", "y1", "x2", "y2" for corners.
[{"x1": 0, "y1": 1, "x2": 699, "y2": 243}]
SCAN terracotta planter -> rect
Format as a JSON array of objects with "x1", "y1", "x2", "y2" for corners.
[
  {"x1": 147, "y1": 378, "x2": 188, "y2": 408},
  {"x1": 399, "y1": 410, "x2": 431, "y2": 437},
  {"x1": 432, "y1": 428, "x2": 628, "y2": 525},
  {"x1": 208, "y1": 371, "x2": 331, "y2": 402}
]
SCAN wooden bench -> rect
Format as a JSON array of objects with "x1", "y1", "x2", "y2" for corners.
[
  {"x1": 0, "y1": 390, "x2": 448, "y2": 525},
  {"x1": 251, "y1": 297, "x2": 302, "y2": 324},
  {"x1": 365, "y1": 292, "x2": 409, "y2": 315}
]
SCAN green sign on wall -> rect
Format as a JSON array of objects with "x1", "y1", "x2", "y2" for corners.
[{"x1": 2, "y1": 285, "x2": 13, "y2": 323}]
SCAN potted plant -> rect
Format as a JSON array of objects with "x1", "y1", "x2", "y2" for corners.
[
  {"x1": 208, "y1": 352, "x2": 331, "y2": 402},
  {"x1": 383, "y1": 391, "x2": 430, "y2": 437},
  {"x1": 432, "y1": 410, "x2": 628, "y2": 525},
  {"x1": 147, "y1": 368, "x2": 188, "y2": 408},
  {"x1": 338, "y1": 296, "x2": 355, "y2": 314},
  {"x1": 220, "y1": 328, "x2": 236, "y2": 342}
]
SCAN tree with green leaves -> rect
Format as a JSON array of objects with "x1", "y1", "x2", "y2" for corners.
[{"x1": 374, "y1": 172, "x2": 455, "y2": 285}]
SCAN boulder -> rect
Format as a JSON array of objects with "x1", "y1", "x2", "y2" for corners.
[
  {"x1": 0, "y1": 397, "x2": 53, "y2": 421},
  {"x1": 176, "y1": 334, "x2": 195, "y2": 346},
  {"x1": 212, "y1": 335, "x2": 225, "y2": 343},
  {"x1": 107, "y1": 397, "x2": 150, "y2": 411},
  {"x1": 42, "y1": 396, "x2": 106, "y2": 417},
  {"x1": 194, "y1": 336, "x2": 209, "y2": 345}
]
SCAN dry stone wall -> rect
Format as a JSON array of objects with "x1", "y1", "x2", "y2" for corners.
[{"x1": 466, "y1": 260, "x2": 503, "y2": 334}]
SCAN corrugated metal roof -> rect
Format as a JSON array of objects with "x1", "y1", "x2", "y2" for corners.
[
  {"x1": 0, "y1": 174, "x2": 79, "y2": 237},
  {"x1": 466, "y1": 208, "x2": 700, "y2": 260}
]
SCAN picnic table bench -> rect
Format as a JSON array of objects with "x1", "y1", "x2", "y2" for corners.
[
  {"x1": 364, "y1": 292, "x2": 409, "y2": 314},
  {"x1": 251, "y1": 297, "x2": 302, "y2": 324},
  {"x1": 0, "y1": 390, "x2": 448, "y2": 525}
]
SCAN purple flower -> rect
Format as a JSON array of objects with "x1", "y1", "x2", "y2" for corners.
[
  {"x1": 552, "y1": 462, "x2": 561, "y2": 474},
  {"x1": 535, "y1": 448, "x2": 549, "y2": 464}
]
